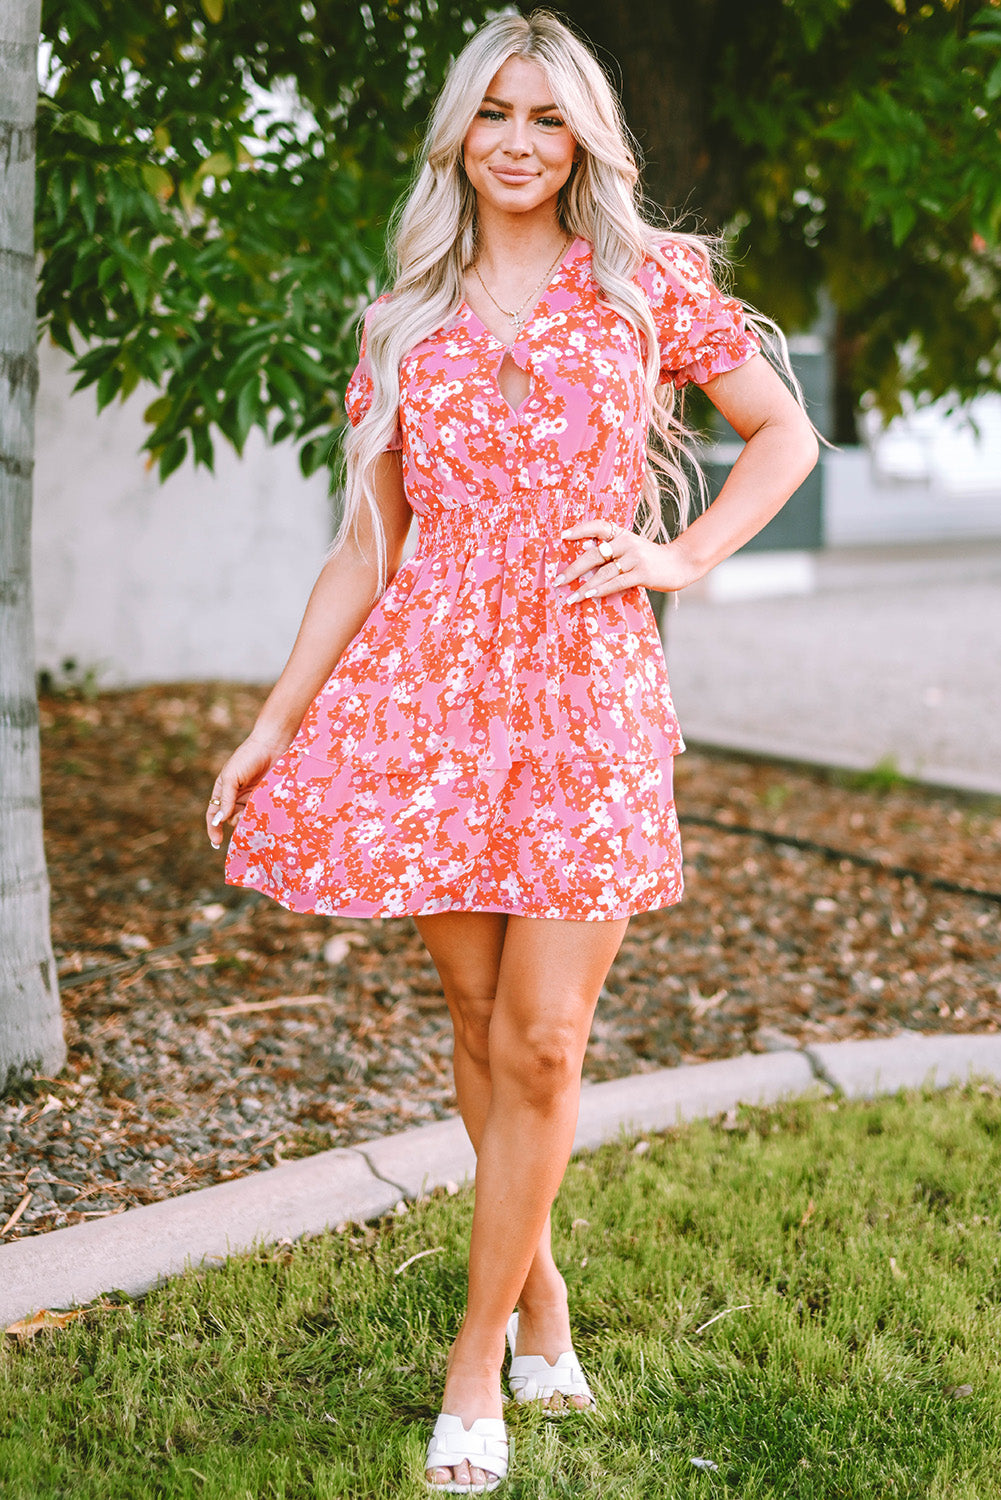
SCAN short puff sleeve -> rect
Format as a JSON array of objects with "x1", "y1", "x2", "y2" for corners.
[
  {"x1": 343, "y1": 296, "x2": 403, "y2": 450},
  {"x1": 636, "y1": 241, "x2": 760, "y2": 389}
]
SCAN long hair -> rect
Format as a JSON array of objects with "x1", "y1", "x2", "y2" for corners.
[{"x1": 337, "y1": 8, "x2": 797, "y2": 591}]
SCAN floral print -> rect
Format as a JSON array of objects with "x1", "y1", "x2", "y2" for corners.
[{"x1": 225, "y1": 237, "x2": 759, "y2": 921}]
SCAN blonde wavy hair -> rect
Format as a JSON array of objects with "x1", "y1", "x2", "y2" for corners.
[{"x1": 337, "y1": 8, "x2": 793, "y2": 590}]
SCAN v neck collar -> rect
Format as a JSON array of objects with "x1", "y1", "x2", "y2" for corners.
[{"x1": 458, "y1": 236, "x2": 588, "y2": 349}]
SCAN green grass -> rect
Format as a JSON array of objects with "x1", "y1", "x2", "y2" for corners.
[{"x1": 3, "y1": 1086, "x2": 1001, "y2": 1498}]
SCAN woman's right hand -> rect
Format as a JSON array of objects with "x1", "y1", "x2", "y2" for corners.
[{"x1": 206, "y1": 732, "x2": 287, "y2": 850}]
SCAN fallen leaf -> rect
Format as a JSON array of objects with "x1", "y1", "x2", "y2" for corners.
[
  {"x1": 799, "y1": 1198, "x2": 816, "y2": 1228},
  {"x1": 5, "y1": 1308, "x2": 86, "y2": 1341},
  {"x1": 689, "y1": 985, "x2": 728, "y2": 1018},
  {"x1": 0, "y1": 1193, "x2": 32, "y2": 1237},
  {"x1": 947, "y1": 1383, "x2": 974, "y2": 1399},
  {"x1": 194, "y1": 903, "x2": 227, "y2": 924},
  {"x1": 118, "y1": 933, "x2": 151, "y2": 952},
  {"x1": 26, "y1": 1093, "x2": 64, "y2": 1124},
  {"x1": 323, "y1": 932, "x2": 368, "y2": 965},
  {"x1": 889, "y1": 1256, "x2": 906, "y2": 1279}
]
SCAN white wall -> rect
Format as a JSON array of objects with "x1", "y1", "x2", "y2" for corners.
[
  {"x1": 824, "y1": 396, "x2": 1001, "y2": 547},
  {"x1": 32, "y1": 341, "x2": 334, "y2": 687}
]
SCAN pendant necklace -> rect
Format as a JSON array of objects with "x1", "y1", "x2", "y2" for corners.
[{"x1": 471, "y1": 236, "x2": 570, "y2": 336}]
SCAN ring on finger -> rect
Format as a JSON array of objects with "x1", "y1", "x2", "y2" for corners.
[
  {"x1": 604, "y1": 520, "x2": 615, "y2": 540},
  {"x1": 209, "y1": 797, "x2": 221, "y2": 806},
  {"x1": 614, "y1": 558, "x2": 626, "y2": 574},
  {"x1": 597, "y1": 539, "x2": 615, "y2": 560}
]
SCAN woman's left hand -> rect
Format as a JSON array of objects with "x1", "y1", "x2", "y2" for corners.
[{"x1": 555, "y1": 520, "x2": 699, "y2": 601}]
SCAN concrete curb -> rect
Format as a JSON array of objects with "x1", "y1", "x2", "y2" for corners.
[
  {"x1": 2, "y1": 1033, "x2": 998, "y2": 1327},
  {"x1": 804, "y1": 1033, "x2": 1001, "y2": 1099}
]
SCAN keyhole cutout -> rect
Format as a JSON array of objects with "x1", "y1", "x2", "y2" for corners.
[{"x1": 497, "y1": 351, "x2": 531, "y2": 412}]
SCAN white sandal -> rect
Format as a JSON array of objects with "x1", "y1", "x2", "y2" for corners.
[
  {"x1": 506, "y1": 1311, "x2": 597, "y2": 1412},
  {"x1": 424, "y1": 1413, "x2": 509, "y2": 1494}
]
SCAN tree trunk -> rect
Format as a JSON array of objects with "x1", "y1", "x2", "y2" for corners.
[
  {"x1": 559, "y1": 0, "x2": 739, "y2": 231},
  {"x1": 0, "y1": 0, "x2": 66, "y2": 1091}
]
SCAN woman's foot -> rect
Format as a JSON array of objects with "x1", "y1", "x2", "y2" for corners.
[
  {"x1": 425, "y1": 1333, "x2": 506, "y2": 1491},
  {"x1": 508, "y1": 1281, "x2": 595, "y2": 1412}
]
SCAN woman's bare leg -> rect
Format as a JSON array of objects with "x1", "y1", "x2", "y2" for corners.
[
  {"x1": 416, "y1": 911, "x2": 567, "y2": 1339},
  {"x1": 417, "y1": 912, "x2": 628, "y2": 1488}
]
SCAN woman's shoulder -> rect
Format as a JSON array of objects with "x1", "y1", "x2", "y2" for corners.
[{"x1": 635, "y1": 233, "x2": 717, "y2": 303}]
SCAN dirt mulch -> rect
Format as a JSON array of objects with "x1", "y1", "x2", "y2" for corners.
[{"x1": 1, "y1": 682, "x2": 998, "y2": 1244}]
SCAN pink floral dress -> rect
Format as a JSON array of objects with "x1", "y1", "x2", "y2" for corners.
[{"x1": 225, "y1": 237, "x2": 758, "y2": 921}]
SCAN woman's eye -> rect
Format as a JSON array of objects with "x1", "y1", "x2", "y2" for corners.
[
  {"x1": 537, "y1": 117, "x2": 565, "y2": 129},
  {"x1": 477, "y1": 109, "x2": 505, "y2": 122}
]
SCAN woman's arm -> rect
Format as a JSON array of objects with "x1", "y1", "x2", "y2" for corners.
[
  {"x1": 207, "y1": 451, "x2": 411, "y2": 846},
  {"x1": 558, "y1": 353, "x2": 819, "y2": 598},
  {"x1": 665, "y1": 353, "x2": 820, "y2": 581}
]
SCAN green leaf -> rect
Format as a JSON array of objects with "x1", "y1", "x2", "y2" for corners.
[
  {"x1": 96, "y1": 364, "x2": 123, "y2": 410},
  {"x1": 201, "y1": 0, "x2": 224, "y2": 22},
  {"x1": 889, "y1": 201, "x2": 917, "y2": 247},
  {"x1": 266, "y1": 365, "x2": 303, "y2": 408},
  {"x1": 235, "y1": 379, "x2": 262, "y2": 449},
  {"x1": 191, "y1": 423, "x2": 216, "y2": 470},
  {"x1": 143, "y1": 396, "x2": 173, "y2": 425},
  {"x1": 122, "y1": 261, "x2": 151, "y2": 313},
  {"x1": 158, "y1": 436, "x2": 188, "y2": 481},
  {"x1": 73, "y1": 168, "x2": 97, "y2": 234},
  {"x1": 281, "y1": 345, "x2": 332, "y2": 384},
  {"x1": 98, "y1": 255, "x2": 120, "y2": 290},
  {"x1": 298, "y1": 436, "x2": 331, "y2": 477},
  {"x1": 49, "y1": 167, "x2": 70, "y2": 227},
  {"x1": 195, "y1": 151, "x2": 233, "y2": 184},
  {"x1": 69, "y1": 111, "x2": 101, "y2": 145},
  {"x1": 178, "y1": 178, "x2": 198, "y2": 217},
  {"x1": 141, "y1": 164, "x2": 174, "y2": 202},
  {"x1": 120, "y1": 359, "x2": 141, "y2": 401},
  {"x1": 105, "y1": 172, "x2": 129, "y2": 234}
]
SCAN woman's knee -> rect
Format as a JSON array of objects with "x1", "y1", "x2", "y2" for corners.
[
  {"x1": 446, "y1": 985, "x2": 495, "y2": 1066},
  {"x1": 492, "y1": 1013, "x2": 586, "y2": 1106}
]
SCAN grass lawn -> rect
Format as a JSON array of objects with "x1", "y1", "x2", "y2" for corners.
[{"x1": 3, "y1": 1085, "x2": 1001, "y2": 1499}]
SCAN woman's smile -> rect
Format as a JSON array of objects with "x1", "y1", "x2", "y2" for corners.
[{"x1": 490, "y1": 166, "x2": 538, "y2": 183}]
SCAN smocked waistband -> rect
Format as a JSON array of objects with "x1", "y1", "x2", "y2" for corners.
[{"x1": 411, "y1": 484, "x2": 633, "y2": 557}]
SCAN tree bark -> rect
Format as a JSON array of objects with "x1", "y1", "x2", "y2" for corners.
[
  {"x1": 559, "y1": 0, "x2": 740, "y2": 231},
  {"x1": 0, "y1": 0, "x2": 66, "y2": 1090}
]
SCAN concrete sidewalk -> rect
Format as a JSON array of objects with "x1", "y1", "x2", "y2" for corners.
[
  {"x1": 3, "y1": 1032, "x2": 1001, "y2": 1328},
  {"x1": 664, "y1": 539, "x2": 1001, "y2": 797}
]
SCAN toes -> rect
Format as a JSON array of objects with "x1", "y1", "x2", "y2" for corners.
[{"x1": 425, "y1": 1465, "x2": 453, "y2": 1487}]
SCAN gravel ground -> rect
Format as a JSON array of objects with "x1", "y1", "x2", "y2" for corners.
[{"x1": 1, "y1": 683, "x2": 999, "y2": 1245}]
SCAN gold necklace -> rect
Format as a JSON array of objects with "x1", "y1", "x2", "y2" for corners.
[{"x1": 471, "y1": 236, "x2": 570, "y2": 335}]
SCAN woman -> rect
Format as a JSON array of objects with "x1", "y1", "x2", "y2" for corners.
[{"x1": 208, "y1": 10, "x2": 818, "y2": 1491}]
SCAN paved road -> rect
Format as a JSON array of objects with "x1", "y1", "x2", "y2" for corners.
[{"x1": 663, "y1": 540, "x2": 1001, "y2": 796}]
